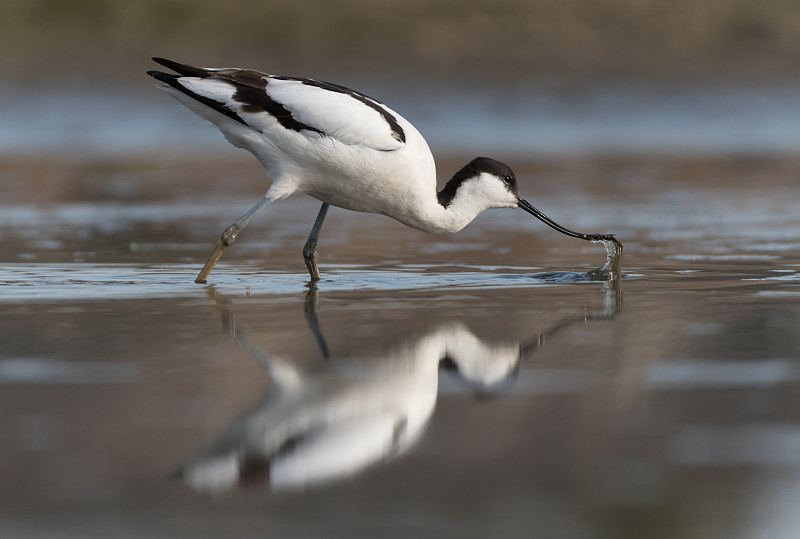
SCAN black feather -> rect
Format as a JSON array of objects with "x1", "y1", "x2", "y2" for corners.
[
  {"x1": 148, "y1": 58, "x2": 404, "y2": 142},
  {"x1": 151, "y1": 57, "x2": 211, "y2": 78},
  {"x1": 147, "y1": 67, "x2": 247, "y2": 126},
  {"x1": 438, "y1": 157, "x2": 517, "y2": 208}
]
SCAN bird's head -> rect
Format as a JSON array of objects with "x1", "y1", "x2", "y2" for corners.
[
  {"x1": 439, "y1": 157, "x2": 520, "y2": 211},
  {"x1": 442, "y1": 157, "x2": 621, "y2": 248}
]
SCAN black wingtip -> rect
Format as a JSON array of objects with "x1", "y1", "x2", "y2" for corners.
[
  {"x1": 146, "y1": 69, "x2": 174, "y2": 83},
  {"x1": 146, "y1": 60, "x2": 248, "y2": 126},
  {"x1": 150, "y1": 57, "x2": 210, "y2": 78}
]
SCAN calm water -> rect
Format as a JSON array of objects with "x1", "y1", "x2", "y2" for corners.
[
  {"x1": 6, "y1": 83, "x2": 800, "y2": 155},
  {"x1": 1, "y1": 153, "x2": 799, "y2": 538}
]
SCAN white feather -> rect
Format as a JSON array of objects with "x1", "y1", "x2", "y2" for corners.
[{"x1": 266, "y1": 79, "x2": 403, "y2": 151}]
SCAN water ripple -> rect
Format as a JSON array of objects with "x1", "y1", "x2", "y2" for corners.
[{"x1": 0, "y1": 263, "x2": 613, "y2": 303}]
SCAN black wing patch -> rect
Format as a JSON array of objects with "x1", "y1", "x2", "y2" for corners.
[
  {"x1": 274, "y1": 76, "x2": 406, "y2": 144},
  {"x1": 148, "y1": 58, "x2": 405, "y2": 144},
  {"x1": 151, "y1": 57, "x2": 211, "y2": 78},
  {"x1": 226, "y1": 70, "x2": 324, "y2": 135},
  {"x1": 148, "y1": 60, "x2": 323, "y2": 135},
  {"x1": 147, "y1": 67, "x2": 247, "y2": 126}
]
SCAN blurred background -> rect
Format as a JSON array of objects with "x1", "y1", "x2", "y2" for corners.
[
  {"x1": 4, "y1": 0, "x2": 800, "y2": 159},
  {"x1": 2, "y1": 2, "x2": 800, "y2": 539},
  {"x1": 6, "y1": 0, "x2": 800, "y2": 83}
]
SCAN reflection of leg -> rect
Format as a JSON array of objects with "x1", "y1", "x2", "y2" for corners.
[
  {"x1": 204, "y1": 285, "x2": 240, "y2": 343},
  {"x1": 205, "y1": 285, "x2": 275, "y2": 372},
  {"x1": 304, "y1": 287, "x2": 330, "y2": 360},
  {"x1": 302, "y1": 203, "x2": 329, "y2": 282},
  {"x1": 195, "y1": 195, "x2": 272, "y2": 284}
]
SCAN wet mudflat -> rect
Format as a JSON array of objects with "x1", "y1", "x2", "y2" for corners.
[{"x1": 1, "y1": 155, "x2": 799, "y2": 539}]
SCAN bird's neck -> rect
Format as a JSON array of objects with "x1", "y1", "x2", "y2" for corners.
[
  {"x1": 372, "y1": 164, "x2": 499, "y2": 233},
  {"x1": 383, "y1": 174, "x2": 486, "y2": 233},
  {"x1": 432, "y1": 171, "x2": 506, "y2": 232},
  {"x1": 386, "y1": 192, "x2": 480, "y2": 234}
]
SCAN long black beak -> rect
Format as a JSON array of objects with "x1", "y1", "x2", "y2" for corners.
[{"x1": 517, "y1": 197, "x2": 621, "y2": 248}]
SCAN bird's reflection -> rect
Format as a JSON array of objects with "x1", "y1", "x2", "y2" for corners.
[{"x1": 180, "y1": 280, "x2": 621, "y2": 494}]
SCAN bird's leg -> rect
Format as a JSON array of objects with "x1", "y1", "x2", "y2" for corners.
[
  {"x1": 302, "y1": 202, "x2": 330, "y2": 282},
  {"x1": 195, "y1": 195, "x2": 271, "y2": 284},
  {"x1": 303, "y1": 287, "x2": 331, "y2": 359}
]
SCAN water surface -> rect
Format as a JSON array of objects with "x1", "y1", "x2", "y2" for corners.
[{"x1": 1, "y1": 156, "x2": 799, "y2": 539}]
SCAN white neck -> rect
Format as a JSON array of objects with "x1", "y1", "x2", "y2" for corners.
[
  {"x1": 392, "y1": 199, "x2": 483, "y2": 234},
  {"x1": 388, "y1": 173, "x2": 518, "y2": 234}
]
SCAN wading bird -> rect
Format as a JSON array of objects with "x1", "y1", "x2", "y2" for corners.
[{"x1": 147, "y1": 58, "x2": 620, "y2": 284}]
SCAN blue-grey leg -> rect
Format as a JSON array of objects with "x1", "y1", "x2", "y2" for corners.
[
  {"x1": 195, "y1": 195, "x2": 271, "y2": 284},
  {"x1": 303, "y1": 202, "x2": 330, "y2": 282}
]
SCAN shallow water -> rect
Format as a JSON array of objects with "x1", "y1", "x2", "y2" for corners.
[{"x1": 1, "y1": 156, "x2": 799, "y2": 539}]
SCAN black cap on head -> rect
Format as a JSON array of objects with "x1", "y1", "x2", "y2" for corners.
[{"x1": 438, "y1": 157, "x2": 518, "y2": 207}]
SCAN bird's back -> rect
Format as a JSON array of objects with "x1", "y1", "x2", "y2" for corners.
[{"x1": 148, "y1": 58, "x2": 440, "y2": 226}]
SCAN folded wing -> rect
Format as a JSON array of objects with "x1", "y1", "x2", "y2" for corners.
[{"x1": 148, "y1": 58, "x2": 405, "y2": 152}]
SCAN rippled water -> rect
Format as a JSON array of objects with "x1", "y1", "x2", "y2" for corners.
[{"x1": 1, "y1": 155, "x2": 799, "y2": 539}]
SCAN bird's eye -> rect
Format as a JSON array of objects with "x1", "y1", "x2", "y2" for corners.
[{"x1": 503, "y1": 175, "x2": 513, "y2": 185}]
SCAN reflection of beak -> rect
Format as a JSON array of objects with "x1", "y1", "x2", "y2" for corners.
[{"x1": 517, "y1": 197, "x2": 622, "y2": 248}]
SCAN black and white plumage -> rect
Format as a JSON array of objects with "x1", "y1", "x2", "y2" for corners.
[
  {"x1": 179, "y1": 321, "x2": 522, "y2": 493},
  {"x1": 147, "y1": 58, "x2": 620, "y2": 283}
]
